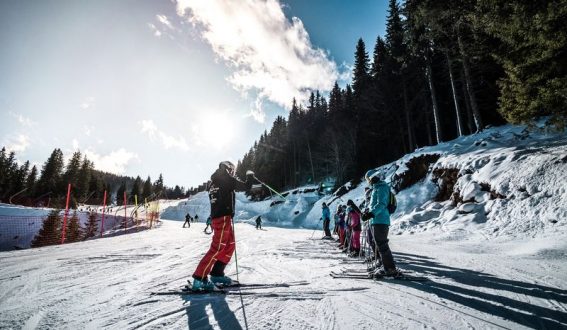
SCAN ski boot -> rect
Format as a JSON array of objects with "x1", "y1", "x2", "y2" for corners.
[
  {"x1": 373, "y1": 268, "x2": 401, "y2": 278},
  {"x1": 210, "y1": 275, "x2": 238, "y2": 287},
  {"x1": 191, "y1": 278, "x2": 217, "y2": 292}
]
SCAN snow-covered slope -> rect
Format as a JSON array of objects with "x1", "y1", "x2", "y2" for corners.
[
  {"x1": 1, "y1": 122, "x2": 566, "y2": 329},
  {"x1": 1, "y1": 220, "x2": 565, "y2": 329}
]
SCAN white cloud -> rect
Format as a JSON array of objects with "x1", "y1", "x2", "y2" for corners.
[
  {"x1": 140, "y1": 120, "x2": 158, "y2": 138},
  {"x1": 80, "y1": 96, "x2": 95, "y2": 110},
  {"x1": 84, "y1": 125, "x2": 94, "y2": 137},
  {"x1": 4, "y1": 134, "x2": 31, "y2": 153},
  {"x1": 156, "y1": 14, "x2": 174, "y2": 30},
  {"x1": 84, "y1": 148, "x2": 139, "y2": 175},
  {"x1": 72, "y1": 139, "x2": 79, "y2": 150},
  {"x1": 139, "y1": 119, "x2": 189, "y2": 151},
  {"x1": 148, "y1": 23, "x2": 162, "y2": 37},
  {"x1": 9, "y1": 112, "x2": 36, "y2": 127},
  {"x1": 175, "y1": 0, "x2": 339, "y2": 121}
]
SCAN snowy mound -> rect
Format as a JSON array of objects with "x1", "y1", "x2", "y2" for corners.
[{"x1": 374, "y1": 122, "x2": 567, "y2": 241}]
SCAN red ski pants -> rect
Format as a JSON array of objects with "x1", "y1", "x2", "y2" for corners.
[
  {"x1": 351, "y1": 230, "x2": 361, "y2": 250},
  {"x1": 193, "y1": 215, "x2": 235, "y2": 279},
  {"x1": 339, "y1": 228, "x2": 345, "y2": 245}
]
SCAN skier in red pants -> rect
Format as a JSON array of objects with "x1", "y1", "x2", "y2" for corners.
[{"x1": 191, "y1": 161, "x2": 254, "y2": 291}]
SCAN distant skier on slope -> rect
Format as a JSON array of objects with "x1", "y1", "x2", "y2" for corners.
[
  {"x1": 190, "y1": 161, "x2": 254, "y2": 292},
  {"x1": 183, "y1": 213, "x2": 191, "y2": 228},
  {"x1": 362, "y1": 170, "x2": 399, "y2": 276},
  {"x1": 321, "y1": 202, "x2": 332, "y2": 239},
  {"x1": 255, "y1": 215, "x2": 262, "y2": 230}
]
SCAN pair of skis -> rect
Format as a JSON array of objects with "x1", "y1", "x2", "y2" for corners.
[
  {"x1": 330, "y1": 268, "x2": 428, "y2": 282},
  {"x1": 153, "y1": 280, "x2": 309, "y2": 296}
]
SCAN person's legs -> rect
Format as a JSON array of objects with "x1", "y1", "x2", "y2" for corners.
[
  {"x1": 372, "y1": 224, "x2": 396, "y2": 271},
  {"x1": 352, "y1": 230, "x2": 361, "y2": 250},
  {"x1": 323, "y1": 219, "x2": 331, "y2": 237},
  {"x1": 193, "y1": 216, "x2": 235, "y2": 280}
]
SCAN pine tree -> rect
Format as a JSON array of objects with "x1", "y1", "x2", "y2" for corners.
[
  {"x1": 131, "y1": 176, "x2": 142, "y2": 201},
  {"x1": 26, "y1": 165, "x2": 38, "y2": 198},
  {"x1": 31, "y1": 209, "x2": 62, "y2": 247},
  {"x1": 0, "y1": 151, "x2": 18, "y2": 200},
  {"x1": 65, "y1": 211, "x2": 82, "y2": 243},
  {"x1": 116, "y1": 181, "x2": 127, "y2": 205},
  {"x1": 84, "y1": 211, "x2": 98, "y2": 239},
  {"x1": 76, "y1": 157, "x2": 92, "y2": 202},
  {"x1": 479, "y1": 0, "x2": 567, "y2": 126},
  {"x1": 154, "y1": 174, "x2": 164, "y2": 198},
  {"x1": 37, "y1": 148, "x2": 64, "y2": 198},
  {"x1": 142, "y1": 176, "x2": 152, "y2": 201},
  {"x1": 63, "y1": 151, "x2": 82, "y2": 188},
  {"x1": 11, "y1": 161, "x2": 30, "y2": 201}
]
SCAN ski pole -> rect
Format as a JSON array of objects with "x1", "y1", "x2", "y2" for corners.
[
  {"x1": 231, "y1": 217, "x2": 240, "y2": 283},
  {"x1": 310, "y1": 218, "x2": 322, "y2": 239},
  {"x1": 253, "y1": 176, "x2": 287, "y2": 200}
]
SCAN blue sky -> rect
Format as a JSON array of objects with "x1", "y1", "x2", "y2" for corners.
[{"x1": 0, "y1": 0, "x2": 388, "y2": 189}]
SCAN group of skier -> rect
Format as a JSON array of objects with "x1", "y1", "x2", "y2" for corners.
[
  {"x1": 323, "y1": 169, "x2": 399, "y2": 277},
  {"x1": 330, "y1": 199, "x2": 363, "y2": 257},
  {"x1": 186, "y1": 160, "x2": 399, "y2": 292},
  {"x1": 182, "y1": 213, "x2": 199, "y2": 228}
]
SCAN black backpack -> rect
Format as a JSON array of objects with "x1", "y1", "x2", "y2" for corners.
[{"x1": 387, "y1": 190, "x2": 397, "y2": 214}]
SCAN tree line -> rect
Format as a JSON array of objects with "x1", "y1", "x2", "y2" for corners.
[
  {"x1": 237, "y1": 0, "x2": 566, "y2": 192},
  {"x1": 0, "y1": 147, "x2": 187, "y2": 208}
]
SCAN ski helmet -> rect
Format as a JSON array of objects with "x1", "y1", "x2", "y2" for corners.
[
  {"x1": 219, "y1": 160, "x2": 235, "y2": 175},
  {"x1": 364, "y1": 169, "x2": 379, "y2": 183}
]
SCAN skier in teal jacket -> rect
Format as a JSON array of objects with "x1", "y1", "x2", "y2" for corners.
[{"x1": 363, "y1": 169, "x2": 399, "y2": 276}]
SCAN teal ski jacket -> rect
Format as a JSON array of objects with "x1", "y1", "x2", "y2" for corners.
[{"x1": 369, "y1": 181, "x2": 391, "y2": 225}]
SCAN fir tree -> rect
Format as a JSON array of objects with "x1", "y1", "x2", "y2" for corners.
[
  {"x1": 84, "y1": 211, "x2": 98, "y2": 240},
  {"x1": 131, "y1": 176, "x2": 142, "y2": 201},
  {"x1": 142, "y1": 176, "x2": 152, "y2": 201},
  {"x1": 26, "y1": 165, "x2": 38, "y2": 197},
  {"x1": 479, "y1": 0, "x2": 567, "y2": 126},
  {"x1": 352, "y1": 38, "x2": 371, "y2": 98},
  {"x1": 65, "y1": 211, "x2": 82, "y2": 243},
  {"x1": 154, "y1": 174, "x2": 164, "y2": 198},
  {"x1": 63, "y1": 151, "x2": 82, "y2": 188},
  {"x1": 116, "y1": 181, "x2": 127, "y2": 205},
  {"x1": 37, "y1": 148, "x2": 64, "y2": 198},
  {"x1": 31, "y1": 209, "x2": 62, "y2": 247}
]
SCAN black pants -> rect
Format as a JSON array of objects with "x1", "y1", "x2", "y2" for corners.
[
  {"x1": 323, "y1": 218, "x2": 331, "y2": 237},
  {"x1": 372, "y1": 224, "x2": 396, "y2": 270},
  {"x1": 183, "y1": 220, "x2": 191, "y2": 228}
]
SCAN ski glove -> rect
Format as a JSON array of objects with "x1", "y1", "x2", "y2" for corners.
[{"x1": 362, "y1": 211, "x2": 373, "y2": 221}]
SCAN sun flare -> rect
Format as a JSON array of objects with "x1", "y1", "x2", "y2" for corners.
[{"x1": 196, "y1": 113, "x2": 235, "y2": 149}]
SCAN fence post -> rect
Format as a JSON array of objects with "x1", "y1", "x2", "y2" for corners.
[
  {"x1": 134, "y1": 194, "x2": 138, "y2": 229},
  {"x1": 60, "y1": 183, "x2": 71, "y2": 244},
  {"x1": 100, "y1": 190, "x2": 107, "y2": 237},
  {"x1": 123, "y1": 191, "x2": 127, "y2": 231}
]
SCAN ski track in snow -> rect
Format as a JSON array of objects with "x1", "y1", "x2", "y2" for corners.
[{"x1": 1, "y1": 219, "x2": 566, "y2": 329}]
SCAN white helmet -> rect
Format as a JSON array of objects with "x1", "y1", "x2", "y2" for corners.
[{"x1": 219, "y1": 161, "x2": 235, "y2": 175}]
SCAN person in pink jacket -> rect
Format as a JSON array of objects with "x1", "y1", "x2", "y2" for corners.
[{"x1": 347, "y1": 199, "x2": 362, "y2": 257}]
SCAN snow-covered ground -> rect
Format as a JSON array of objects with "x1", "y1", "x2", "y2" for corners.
[
  {"x1": 1, "y1": 122, "x2": 566, "y2": 329},
  {"x1": 1, "y1": 220, "x2": 566, "y2": 329}
]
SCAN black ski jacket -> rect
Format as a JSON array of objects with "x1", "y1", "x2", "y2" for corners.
[{"x1": 208, "y1": 168, "x2": 252, "y2": 219}]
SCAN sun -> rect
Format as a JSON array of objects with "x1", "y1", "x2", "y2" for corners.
[{"x1": 197, "y1": 113, "x2": 235, "y2": 149}]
